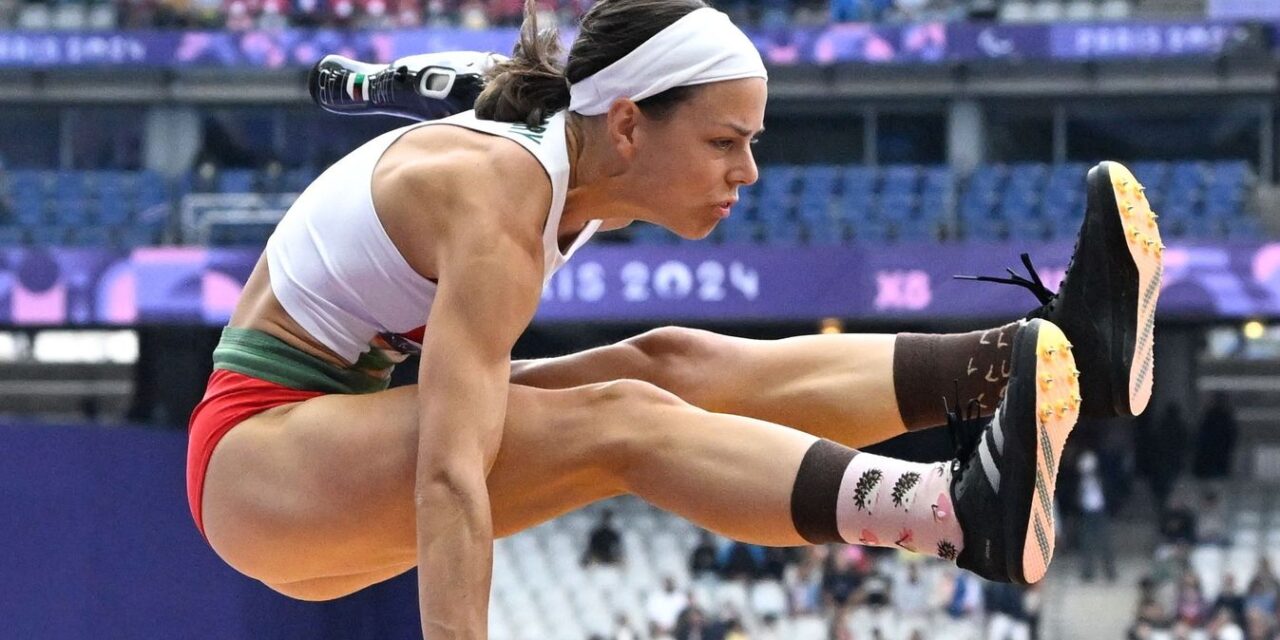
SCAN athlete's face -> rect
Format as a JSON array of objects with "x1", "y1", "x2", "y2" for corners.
[{"x1": 629, "y1": 78, "x2": 766, "y2": 239}]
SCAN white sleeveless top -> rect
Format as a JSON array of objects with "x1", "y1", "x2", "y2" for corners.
[{"x1": 265, "y1": 110, "x2": 602, "y2": 364}]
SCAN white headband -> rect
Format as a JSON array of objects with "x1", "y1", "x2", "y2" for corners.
[{"x1": 568, "y1": 7, "x2": 767, "y2": 116}]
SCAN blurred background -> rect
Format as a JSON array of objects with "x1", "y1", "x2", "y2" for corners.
[{"x1": 0, "y1": 0, "x2": 1278, "y2": 639}]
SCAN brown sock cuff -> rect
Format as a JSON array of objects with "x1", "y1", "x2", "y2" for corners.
[
  {"x1": 790, "y1": 439, "x2": 857, "y2": 545},
  {"x1": 893, "y1": 322, "x2": 1021, "y2": 431}
]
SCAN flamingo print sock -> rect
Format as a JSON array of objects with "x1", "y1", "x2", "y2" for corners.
[{"x1": 791, "y1": 440, "x2": 964, "y2": 561}]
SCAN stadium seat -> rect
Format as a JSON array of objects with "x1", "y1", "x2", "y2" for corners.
[
  {"x1": 30, "y1": 226, "x2": 71, "y2": 247},
  {"x1": 72, "y1": 226, "x2": 116, "y2": 248},
  {"x1": 217, "y1": 169, "x2": 258, "y2": 194},
  {"x1": 0, "y1": 226, "x2": 25, "y2": 246},
  {"x1": 1098, "y1": 0, "x2": 1131, "y2": 19}
]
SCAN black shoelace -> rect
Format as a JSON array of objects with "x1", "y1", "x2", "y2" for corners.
[
  {"x1": 954, "y1": 252, "x2": 1058, "y2": 310},
  {"x1": 944, "y1": 380, "x2": 988, "y2": 467}
]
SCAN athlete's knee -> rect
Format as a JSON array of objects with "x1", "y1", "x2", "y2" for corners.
[
  {"x1": 585, "y1": 378, "x2": 687, "y2": 412},
  {"x1": 577, "y1": 379, "x2": 693, "y2": 484},
  {"x1": 624, "y1": 326, "x2": 727, "y2": 388}
]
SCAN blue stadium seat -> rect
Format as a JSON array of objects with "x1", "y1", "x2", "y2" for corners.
[
  {"x1": 1131, "y1": 161, "x2": 1169, "y2": 191},
  {"x1": 1210, "y1": 160, "x2": 1251, "y2": 188},
  {"x1": 853, "y1": 219, "x2": 892, "y2": 244},
  {"x1": 136, "y1": 173, "x2": 169, "y2": 209},
  {"x1": 795, "y1": 196, "x2": 834, "y2": 223},
  {"x1": 94, "y1": 171, "x2": 132, "y2": 199},
  {"x1": 29, "y1": 226, "x2": 71, "y2": 247},
  {"x1": 841, "y1": 166, "x2": 875, "y2": 198},
  {"x1": 53, "y1": 171, "x2": 86, "y2": 199},
  {"x1": 1169, "y1": 161, "x2": 1207, "y2": 191},
  {"x1": 120, "y1": 224, "x2": 161, "y2": 247},
  {"x1": 1006, "y1": 163, "x2": 1048, "y2": 193},
  {"x1": 896, "y1": 219, "x2": 939, "y2": 243},
  {"x1": 805, "y1": 219, "x2": 845, "y2": 245},
  {"x1": 1203, "y1": 199, "x2": 1241, "y2": 220},
  {"x1": 836, "y1": 189, "x2": 874, "y2": 222},
  {"x1": 761, "y1": 218, "x2": 801, "y2": 246},
  {"x1": 12, "y1": 192, "x2": 45, "y2": 226},
  {"x1": 967, "y1": 165, "x2": 1006, "y2": 196},
  {"x1": 1008, "y1": 217, "x2": 1048, "y2": 241},
  {"x1": 71, "y1": 225, "x2": 116, "y2": 247},
  {"x1": 1225, "y1": 216, "x2": 1264, "y2": 240},
  {"x1": 0, "y1": 226, "x2": 25, "y2": 246},
  {"x1": 51, "y1": 197, "x2": 92, "y2": 226},
  {"x1": 9, "y1": 170, "x2": 43, "y2": 198},
  {"x1": 874, "y1": 194, "x2": 915, "y2": 222},
  {"x1": 96, "y1": 197, "x2": 132, "y2": 225},
  {"x1": 283, "y1": 168, "x2": 316, "y2": 193},
  {"x1": 880, "y1": 165, "x2": 920, "y2": 198},
  {"x1": 217, "y1": 169, "x2": 258, "y2": 194},
  {"x1": 800, "y1": 165, "x2": 839, "y2": 197},
  {"x1": 921, "y1": 166, "x2": 953, "y2": 193},
  {"x1": 958, "y1": 190, "x2": 997, "y2": 222},
  {"x1": 717, "y1": 218, "x2": 758, "y2": 244},
  {"x1": 628, "y1": 222, "x2": 673, "y2": 245}
]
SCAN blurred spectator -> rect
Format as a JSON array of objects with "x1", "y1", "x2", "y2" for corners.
[
  {"x1": 784, "y1": 547, "x2": 824, "y2": 614},
  {"x1": 582, "y1": 509, "x2": 622, "y2": 566},
  {"x1": 649, "y1": 621, "x2": 676, "y2": 640},
  {"x1": 1198, "y1": 490, "x2": 1230, "y2": 547},
  {"x1": 749, "y1": 578, "x2": 789, "y2": 620},
  {"x1": 1076, "y1": 449, "x2": 1117, "y2": 582},
  {"x1": 756, "y1": 613, "x2": 784, "y2": 640},
  {"x1": 646, "y1": 576, "x2": 689, "y2": 637},
  {"x1": 1243, "y1": 608, "x2": 1276, "y2": 640},
  {"x1": 672, "y1": 604, "x2": 720, "y2": 640},
  {"x1": 822, "y1": 547, "x2": 863, "y2": 609},
  {"x1": 613, "y1": 613, "x2": 640, "y2": 640},
  {"x1": 1205, "y1": 605, "x2": 1245, "y2": 640},
  {"x1": 945, "y1": 569, "x2": 984, "y2": 621},
  {"x1": 892, "y1": 560, "x2": 932, "y2": 637},
  {"x1": 1214, "y1": 574, "x2": 1246, "y2": 624},
  {"x1": 1194, "y1": 392, "x2": 1239, "y2": 480},
  {"x1": 1244, "y1": 560, "x2": 1278, "y2": 619},
  {"x1": 718, "y1": 541, "x2": 764, "y2": 581},
  {"x1": 985, "y1": 582, "x2": 1032, "y2": 640},
  {"x1": 1150, "y1": 405, "x2": 1190, "y2": 512},
  {"x1": 1159, "y1": 496, "x2": 1198, "y2": 546},
  {"x1": 689, "y1": 530, "x2": 719, "y2": 579},
  {"x1": 1175, "y1": 573, "x2": 1208, "y2": 627},
  {"x1": 1129, "y1": 597, "x2": 1172, "y2": 639}
]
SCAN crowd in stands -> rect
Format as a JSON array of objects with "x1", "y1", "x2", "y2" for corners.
[
  {"x1": 1119, "y1": 395, "x2": 1268, "y2": 640},
  {"x1": 566, "y1": 510, "x2": 1043, "y2": 640},
  {"x1": 0, "y1": 0, "x2": 1124, "y2": 32}
]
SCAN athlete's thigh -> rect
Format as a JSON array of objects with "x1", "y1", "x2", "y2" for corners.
[{"x1": 200, "y1": 381, "x2": 624, "y2": 586}]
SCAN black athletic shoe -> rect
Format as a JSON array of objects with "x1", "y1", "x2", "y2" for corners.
[
  {"x1": 949, "y1": 318, "x2": 1079, "y2": 585},
  {"x1": 958, "y1": 161, "x2": 1163, "y2": 419},
  {"x1": 308, "y1": 51, "x2": 504, "y2": 121}
]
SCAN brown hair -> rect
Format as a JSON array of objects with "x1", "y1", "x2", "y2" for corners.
[{"x1": 474, "y1": 0, "x2": 708, "y2": 126}]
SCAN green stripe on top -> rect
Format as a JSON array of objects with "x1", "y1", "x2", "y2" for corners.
[{"x1": 213, "y1": 327, "x2": 390, "y2": 395}]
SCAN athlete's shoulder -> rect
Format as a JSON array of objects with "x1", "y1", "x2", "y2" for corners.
[{"x1": 375, "y1": 119, "x2": 553, "y2": 237}]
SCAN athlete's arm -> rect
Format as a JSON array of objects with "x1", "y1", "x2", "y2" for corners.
[{"x1": 390, "y1": 150, "x2": 547, "y2": 639}]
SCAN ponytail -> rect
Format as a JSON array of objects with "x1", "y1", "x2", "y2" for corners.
[{"x1": 474, "y1": 0, "x2": 570, "y2": 126}]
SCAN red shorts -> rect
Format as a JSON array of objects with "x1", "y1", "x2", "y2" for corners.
[{"x1": 186, "y1": 369, "x2": 325, "y2": 539}]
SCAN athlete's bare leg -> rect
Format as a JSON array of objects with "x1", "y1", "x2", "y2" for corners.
[
  {"x1": 200, "y1": 379, "x2": 821, "y2": 601},
  {"x1": 512, "y1": 327, "x2": 908, "y2": 449}
]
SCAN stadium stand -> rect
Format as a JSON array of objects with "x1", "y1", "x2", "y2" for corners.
[
  {"x1": 488, "y1": 497, "x2": 1017, "y2": 640},
  {"x1": 1, "y1": 160, "x2": 1265, "y2": 248}
]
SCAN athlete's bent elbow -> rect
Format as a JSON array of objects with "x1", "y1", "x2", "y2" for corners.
[{"x1": 414, "y1": 464, "x2": 486, "y2": 511}]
